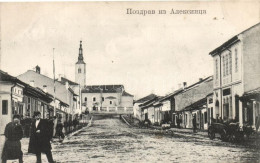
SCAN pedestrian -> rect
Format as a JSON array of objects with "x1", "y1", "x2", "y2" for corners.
[
  {"x1": 28, "y1": 111, "x2": 55, "y2": 163},
  {"x1": 73, "y1": 118, "x2": 77, "y2": 131},
  {"x1": 1, "y1": 114, "x2": 23, "y2": 163},
  {"x1": 56, "y1": 118, "x2": 65, "y2": 141},
  {"x1": 192, "y1": 115, "x2": 197, "y2": 133}
]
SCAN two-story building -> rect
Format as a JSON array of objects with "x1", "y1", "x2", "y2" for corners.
[
  {"x1": 81, "y1": 85, "x2": 134, "y2": 114},
  {"x1": 209, "y1": 22, "x2": 260, "y2": 129},
  {"x1": 17, "y1": 66, "x2": 75, "y2": 122},
  {"x1": 0, "y1": 70, "x2": 53, "y2": 156}
]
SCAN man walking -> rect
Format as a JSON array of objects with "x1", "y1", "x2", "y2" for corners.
[
  {"x1": 192, "y1": 115, "x2": 197, "y2": 133},
  {"x1": 2, "y1": 115, "x2": 23, "y2": 163},
  {"x1": 28, "y1": 111, "x2": 55, "y2": 163}
]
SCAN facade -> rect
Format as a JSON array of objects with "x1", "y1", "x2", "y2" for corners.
[
  {"x1": 209, "y1": 22, "x2": 260, "y2": 128},
  {"x1": 174, "y1": 77, "x2": 213, "y2": 129},
  {"x1": 81, "y1": 85, "x2": 134, "y2": 113},
  {"x1": 0, "y1": 70, "x2": 53, "y2": 134},
  {"x1": 75, "y1": 41, "x2": 86, "y2": 88},
  {"x1": 17, "y1": 67, "x2": 76, "y2": 122},
  {"x1": 133, "y1": 94, "x2": 157, "y2": 120}
]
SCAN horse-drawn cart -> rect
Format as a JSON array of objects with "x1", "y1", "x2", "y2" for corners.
[{"x1": 208, "y1": 122, "x2": 254, "y2": 142}]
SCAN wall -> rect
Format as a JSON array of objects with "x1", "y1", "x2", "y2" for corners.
[
  {"x1": 175, "y1": 78, "x2": 213, "y2": 112},
  {"x1": 121, "y1": 96, "x2": 134, "y2": 107},
  {"x1": 243, "y1": 24, "x2": 260, "y2": 92}
]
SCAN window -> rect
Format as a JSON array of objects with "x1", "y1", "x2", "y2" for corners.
[
  {"x1": 110, "y1": 101, "x2": 112, "y2": 105},
  {"x1": 102, "y1": 97, "x2": 104, "y2": 101},
  {"x1": 78, "y1": 68, "x2": 81, "y2": 73},
  {"x1": 93, "y1": 97, "x2": 96, "y2": 102},
  {"x1": 84, "y1": 97, "x2": 87, "y2": 101},
  {"x1": 2, "y1": 100, "x2": 8, "y2": 115},
  {"x1": 235, "y1": 48, "x2": 238, "y2": 72},
  {"x1": 229, "y1": 52, "x2": 232, "y2": 75},
  {"x1": 223, "y1": 56, "x2": 225, "y2": 76},
  {"x1": 226, "y1": 54, "x2": 228, "y2": 75}
]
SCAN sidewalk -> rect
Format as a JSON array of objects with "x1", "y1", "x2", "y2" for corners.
[{"x1": 1, "y1": 116, "x2": 93, "y2": 163}]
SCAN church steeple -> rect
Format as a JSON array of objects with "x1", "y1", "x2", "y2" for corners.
[
  {"x1": 75, "y1": 40, "x2": 86, "y2": 87},
  {"x1": 77, "y1": 41, "x2": 85, "y2": 64}
]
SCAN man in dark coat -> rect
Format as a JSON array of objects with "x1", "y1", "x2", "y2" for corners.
[
  {"x1": 2, "y1": 114, "x2": 23, "y2": 163},
  {"x1": 192, "y1": 115, "x2": 197, "y2": 133},
  {"x1": 28, "y1": 111, "x2": 55, "y2": 163}
]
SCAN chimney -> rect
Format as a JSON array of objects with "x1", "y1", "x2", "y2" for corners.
[
  {"x1": 199, "y1": 78, "x2": 203, "y2": 81},
  {"x1": 36, "y1": 65, "x2": 40, "y2": 74},
  {"x1": 183, "y1": 82, "x2": 187, "y2": 89},
  {"x1": 43, "y1": 85, "x2": 47, "y2": 93},
  {"x1": 30, "y1": 80, "x2": 35, "y2": 87}
]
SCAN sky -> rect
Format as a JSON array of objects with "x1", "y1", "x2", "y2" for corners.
[{"x1": 0, "y1": 1, "x2": 259, "y2": 99}]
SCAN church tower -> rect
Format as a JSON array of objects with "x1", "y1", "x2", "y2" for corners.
[{"x1": 75, "y1": 41, "x2": 86, "y2": 87}]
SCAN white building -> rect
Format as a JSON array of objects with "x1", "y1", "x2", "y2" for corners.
[{"x1": 209, "y1": 22, "x2": 260, "y2": 128}]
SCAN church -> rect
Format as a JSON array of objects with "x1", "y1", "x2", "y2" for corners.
[{"x1": 75, "y1": 41, "x2": 134, "y2": 113}]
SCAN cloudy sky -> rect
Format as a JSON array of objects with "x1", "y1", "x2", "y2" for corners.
[{"x1": 0, "y1": 1, "x2": 259, "y2": 99}]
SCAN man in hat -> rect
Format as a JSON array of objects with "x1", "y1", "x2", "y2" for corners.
[
  {"x1": 28, "y1": 111, "x2": 55, "y2": 163},
  {"x1": 1, "y1": 114, "x2": 23, "y2": 163}
]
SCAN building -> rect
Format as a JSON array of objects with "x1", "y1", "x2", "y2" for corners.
[
  {"x1": 75, "y1": 41, "x2": 86, "y2": 88},
  {"x1": 17, "y1": 67, "x2": 76, "y2": 122},
  {"x1": 174, "y1": 76, "x2": 213, "y2": 129},
  {"x1": 58, "y1": 76, "x2": 82, "y2": 116},
  {"x1": 133, "y1": 94, "x2": 157, "y2": 120},
  {"x1": 209, "y1": 22, "x2": 260, "y2": 129},
  {"x1": 0, "y1": 70, "x2": 54, "y2": 158},
  {"x1": 0, "y1": 70, "x2": 53, "y2": 134},
  {"x1": 81, "y1": 85, "x2": 134, "y2": 114}
]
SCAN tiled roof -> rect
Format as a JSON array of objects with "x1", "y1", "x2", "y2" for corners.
[
  {"x1": 135, "y1": 94, "x2": 157, "y2": 103},
  {"x1": 82, "y1": 85, "x2": 124, "y2": 93}
]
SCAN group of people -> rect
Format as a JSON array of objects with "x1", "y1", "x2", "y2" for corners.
[{"x1": 2, "y1": 112, "x2": 56, "y2": 163}]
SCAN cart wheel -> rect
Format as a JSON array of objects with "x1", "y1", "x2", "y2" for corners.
[
  {"x1": 208, "y1": 127, "x2": 215, "y2": 140},
  {"x1": 220, "y1": 129, "x2": 228, "y2": 141}
]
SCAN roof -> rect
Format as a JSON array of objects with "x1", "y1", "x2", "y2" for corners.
[
  {"x1": 76, "y1": 60, "x2": 86, "y2": 64},
  {"x1": 135, "y1": 94, "x2": 157, "y2": 103},
  {"x1": 183, "y1": 97, "x2": 207, "y2": 111},
  {"x1": 122, "y1": 91, "x2": 134, "y2": 97},
  {"x1": 17, "y1": 70, "x2": 70, "y2": 105},
  {"x1": 139, "y1": 96, "x2": 162, "y2": 109},
  {"x1": 0, "y1": 70, "x2": 53, "y2": 103},
  {"x1": 59, "y1": 77, "x2": 79, "y2": 86},
  {"x1": 209, "y1": 22, "x2": 260, "y2": 56},
  {"x1": 240, "y1": 87, "x2": 260, "y2": 101},
  {"x1": 82, "y1": 85, "x2": 124, "y2": 93}
]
